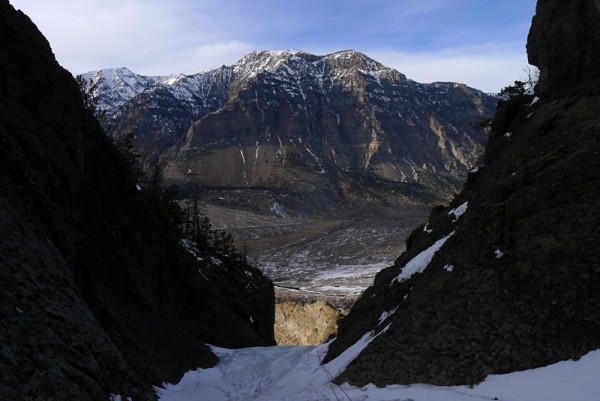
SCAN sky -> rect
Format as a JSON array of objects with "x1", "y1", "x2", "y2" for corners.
[{"x1": 11, "y1": 0, "x2": 537, "y2": 93}]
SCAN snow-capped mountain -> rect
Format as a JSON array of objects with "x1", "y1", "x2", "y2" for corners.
[
  {"x1": 84, "y1": 66, "x2": 230, "y2": 115},
  {"x1": 86, "y1": 50, "x2": 497, "y2": 209},
  {"x1": 87, "y1": 50, "x2": 404, "y2": 112}
]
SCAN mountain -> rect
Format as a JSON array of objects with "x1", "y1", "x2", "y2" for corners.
[
  {"x1": 0, "y1": 1, "x2": 274, "y2": 400},
  {"x1": 85, "y1": 51, "x2": 497, "y2": 213},
  {"x1": 323, "y1": 0, "x2": 600, "y2": 387}
]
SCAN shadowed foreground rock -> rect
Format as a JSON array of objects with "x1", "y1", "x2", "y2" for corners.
[
  {"x1": 527, "y1": 0, "x2": 600, "y2": 98},
  {"x1": 325, "y1": 0, "x2": 600, "y2": 386},
  {"x1": 0, "y1": 1, "x2": 274, "y2": 399}
]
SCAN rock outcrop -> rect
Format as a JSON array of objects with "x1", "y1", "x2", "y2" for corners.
[
  {"x1": 0, "y1": 1, "x2": 274, "y2": 399},
  {"x1": 527, "y1": 0, "x2": 600, "y2": 98},
  {"x1": 275, "y1": 301, "x2": 343, "y2": 345},
  {"x1": 324, "y1": 0, "x2": 600, "y2": 387}
]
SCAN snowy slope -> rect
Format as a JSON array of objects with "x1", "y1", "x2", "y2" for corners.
[
  {"x1": 82, "y1": 67, "x2": 162, "y2": 110},
  {"x1": 82, "y1": 66, "x2": 233, "y2": 115},
  {"x1": 154, "y1": 342, "x2": 600, "y2": 401}
]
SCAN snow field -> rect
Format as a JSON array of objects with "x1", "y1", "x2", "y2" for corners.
[{"x1": 155, "y1": 341, "x2": 600, "y2": 401}]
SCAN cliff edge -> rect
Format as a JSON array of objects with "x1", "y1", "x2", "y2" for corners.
[
  {"x1": 324, "y1": 0, "x2": 600, "y2": 386},
  {"x1": 0, "y1": 1, "x2": 274, "y2": 399}
]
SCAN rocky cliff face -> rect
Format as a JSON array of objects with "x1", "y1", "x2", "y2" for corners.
[
  {"x1": 0, "y1": 2, "x2": 274, "y2": 399},
  {"x1": 324, "y1": 0, "x2": 600, "y2": 386},
  {"x1": 274, "y1": 301, "x2": 343, "y2": 345},
  {"x1": 527, "y1": 0, "x2": 600, "y2": 98},
  {"x1": 87, "y1": 51, "x2": 496, "y2": 211}
]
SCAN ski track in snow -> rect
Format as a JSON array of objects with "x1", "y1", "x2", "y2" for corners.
[{"x1": 155, "y1": 344, "x2": 600, "y2": 401}]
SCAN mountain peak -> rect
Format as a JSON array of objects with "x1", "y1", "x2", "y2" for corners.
[
  {"x1": 229, "y1": 49, "x2": 399, "y2": 85},
  {"x1": 232, "y1": 49, "x2": 314, "y2": 80},
  {"x1": 82, "y1": 67, "x2": 161, "y2": 110},
  {"x1": 323, "y1": 50, "x2": 392, "y2": 78},
  {"x1": 83, "y1": 49, "x2": 414, "y2": 110},
  {"x1": 252, "y1": 49, "x2": 304, "y2": 58},
  {"x1": 326, "y1": 49, "x2": 370, "y2": 59}
]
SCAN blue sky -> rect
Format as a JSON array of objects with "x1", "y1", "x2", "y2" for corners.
[{"x1": 12, "y1": 0, "x2": 536, "y2": 93}]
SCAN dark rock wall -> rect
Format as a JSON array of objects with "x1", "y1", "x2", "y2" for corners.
[
  {"x1": 0, "y1": 1, "x2": 274, "y2": 399},
  {"x1": 528, "y1": 0, "x2": 600, "y2": 98},
  {"x1": 325, "y1": 0, "x2": 600, "y2": 386}
]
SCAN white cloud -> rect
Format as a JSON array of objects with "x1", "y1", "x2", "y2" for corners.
[
  {"x1": 11, "y1": 0, "x2": 249, "y2": 74},
  {"x1": 146, "y1": 41, "x2": 254, "y2": 76},
  {"x1": 11, "y1": 0, "x2": 532, "y2": 91},
  {"x1": 370, "y1": 45, "x2": 530, "y2": 93}
]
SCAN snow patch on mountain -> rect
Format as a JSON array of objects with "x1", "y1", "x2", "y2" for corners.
[
  {"x1": 391, "y1": 231, "x2": 455, "y2": 284},
  {"x1": 448, "y1": 201, "x2": 468, "y2": 222}
]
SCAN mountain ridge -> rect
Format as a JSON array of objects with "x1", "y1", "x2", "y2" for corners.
[
  {"x1": 86, "y1": 49, "x2": 496, "y2": 214},
  {"x1": 87, "y1": 49, "x2": 488, "y2": 119}
]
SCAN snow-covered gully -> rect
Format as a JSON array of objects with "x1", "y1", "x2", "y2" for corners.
[{"x1": 153, "y1": 339, "x2": 600, "y2": 401}]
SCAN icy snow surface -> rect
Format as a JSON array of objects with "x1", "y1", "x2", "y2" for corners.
[
  {"x1": 377, "y1": 307, "x2": 399, "y2": 325},
  {"x1": 109, "y1": 395, "x2": 131, "y2": 401},
  {"x1": 180, "y1": 239, "x2": 204, "y2": 263},
  {"x1": 391, "y1": 231, "x2": 454, "y2": 284},
  {"x1": 156, "y1": 345, "x2": 600, "y2": 401},
  {"x1": 448, "y1": 202, "x2": 468, "y2": 222},
  {"x1": 210, "y1": 256, "x2": 223, "y2": 266},
  {"x1": 269, "y1": 202, "x2": 288, "y2": 218}
]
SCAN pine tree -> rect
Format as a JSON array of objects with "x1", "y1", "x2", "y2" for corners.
[
  {"x1": 148, "y1": 162, "x2": 164, "y2": 193},
  {"x1": 115, "y1": 132, "x2": 143, "y2": 181},
  {"x1": 499, "y1": 80, "x2": 527, "y2": 97},
  {"x1": 161, "y1": 184, "x2": 185, "y2": 237},
  {"x1": 199, "y1": 216, "x2": 212, "y2": 248},
  {"x1": 75, "y1": 74, "x2": 100, "y2": 114}
]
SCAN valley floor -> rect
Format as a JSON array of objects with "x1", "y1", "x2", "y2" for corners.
[
  {"x1": 154, "y1": 339, "x2": 600, "y2": 401},
  {"x1": 202, "y1": 198, "x2": 429, "y2": 303}
]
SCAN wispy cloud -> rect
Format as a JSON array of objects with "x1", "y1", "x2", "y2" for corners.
[
  {"x1": 147, "y1": 41, "x2": 254, "y2": 75},
  {"x1": 370, "y1": 43, "x2": 532, "y2": 93},
  {"x1": 11, "y1": 0, "x2": 536, "y2": 91},
  {"x1": 12, "y1": 0, "x2": 247, "y2": 73}
]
